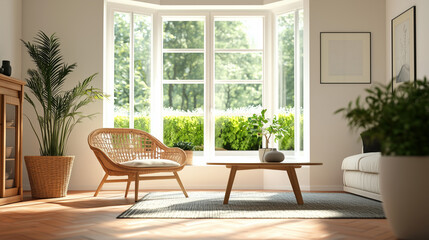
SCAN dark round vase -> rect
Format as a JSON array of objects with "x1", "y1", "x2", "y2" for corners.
[
  {"x1": 264, "y1": 148, "x2": 285, "y2": 162},
  {"x1": 1, "y1": 60, "x2": 12, "y2": 76}
]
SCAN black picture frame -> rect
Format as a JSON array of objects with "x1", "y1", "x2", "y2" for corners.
[
  {"x1": 391, "y1": 6, "x2": 416, "y2": 91},
  {"x1": 320, "y1": 32, "x2": 371, "y2": 84}
]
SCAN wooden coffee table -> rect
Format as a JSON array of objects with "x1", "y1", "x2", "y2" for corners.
[{"x1": 207, "y1": 161, "x2": 322, "y2": 205}]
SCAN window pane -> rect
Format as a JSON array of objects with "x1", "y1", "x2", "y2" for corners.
[
  {"x1": 163, "y1": 83, "x2": 204, "y2": 151},
  {"x1": 214, "y1": 84, "x2": 262, "y2": 151},
  {"x1": 215, "y1": 53, "x2": 262, "y2": 80},
  {"x1": 163, "y1": 21, "x2": 204, "y2": 49},
  {"x1": 277, "y1": 10, "x2": 304, "y2": 151},
  {"x1": 277, "y1": 111, "x2": 295, "y2": 151},
  {"x1": 215, "y1": 18, "x2": 263, "y2": 49},
  {"x1": 277, "y1": 12, "x2": 295, "y2": 109},
  {"x1": 114, "y1": 12, "x2": 130, "y2": 128},
  {"x1": 215, "y1": 115, "x2": 261, "y2": 151},
  {"x1": 215, "y1": 84, "x2": 262, "y2": 111},
  {"x1": 162, "y1": 19, "x2": 205, "y2": 154},
  {"x1": 163, "y1": 84, "x2": 204, "y2": 112},
  {"x1": 277, "y1": 12, "x2": 295, "y2": 150},
  {"x1": 214, "y1": 17, "x2": 264, "y2": 152},
  {"x1": 163, "y1": 116, "x2": 204, "y2": 150},
  {"x1": 163, "y1": 53, "x2": 204, "y2": 80},
  {"x1": 134, "y1": 14, "x2": 151, "y2": 132}
]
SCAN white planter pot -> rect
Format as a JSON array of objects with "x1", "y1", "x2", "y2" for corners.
[
  {"x1": 380, "y1": 156, "x2": 429, "y2": 239},
  {"x1": 258, "y1": 148, "x2": 275, "y2": 162}
]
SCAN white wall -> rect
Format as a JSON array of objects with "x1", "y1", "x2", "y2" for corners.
[
  {"x1": 386, "y1": 0, "x2": 429, "y2": 80},
  {"x1": 308, "y1": 0, "x2": 386, "y2": 190},
  {"x1": 0, "y1": 0, "x2": 22, "y2": 79}
]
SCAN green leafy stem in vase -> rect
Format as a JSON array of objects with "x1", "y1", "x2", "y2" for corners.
[{"x1": 246, "y1": 109, "x2": 290, "y2": 148}]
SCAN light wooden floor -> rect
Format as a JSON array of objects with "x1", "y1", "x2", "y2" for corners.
[{"x1": 0, "y1": 191, "x2": 396, "y2": 240}]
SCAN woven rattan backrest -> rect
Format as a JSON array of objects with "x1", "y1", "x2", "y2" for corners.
[{"x1": 89, "y1": 128, "x2": 165, "y2": 163}]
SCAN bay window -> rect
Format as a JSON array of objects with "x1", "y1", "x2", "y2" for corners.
[{"x1": 107, "y1": 4, "x2": 305, "y2": 161}]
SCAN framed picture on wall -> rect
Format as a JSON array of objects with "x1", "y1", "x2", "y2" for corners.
[
  {"x1": 320, "y1": 32, "x2": 371, "y2": 84},
  {"x1": 391, "y1": 6, "x2": 416, "y2": 90}
]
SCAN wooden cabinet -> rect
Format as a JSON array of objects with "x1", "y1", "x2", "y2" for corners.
[{"x1": 0, "y1": 74, "x2": 25, "y2": 205}]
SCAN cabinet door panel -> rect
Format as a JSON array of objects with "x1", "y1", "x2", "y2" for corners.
[{"x1": 1, "y1": 95, "x2": 21, "y2": 197}]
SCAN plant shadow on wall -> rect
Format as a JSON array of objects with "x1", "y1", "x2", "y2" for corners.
[
  {"x1": 335, "y1": 78, "x2": 429, "y2": 239},
  {"x1": 22, "y1": 31, "x2": 105, "y2": 199}
]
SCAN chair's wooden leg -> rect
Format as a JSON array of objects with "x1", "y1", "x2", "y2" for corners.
[
  {"x1": 94, "y1": 173, "x2": 108, "y2": 197},
  {"x1": 135, "y1": 173, "x2": 140, "y2": 202},
  {"x1": 125, "y1": 175, "x2": 132, "y2": 198},
  {"x1": 174, "y1": 171, "x2": 188, "y2": 198}
]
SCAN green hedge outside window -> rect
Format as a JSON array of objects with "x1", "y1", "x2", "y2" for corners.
[{"x1": 114, "y1": 113, "x2": 297, "y2": 150}]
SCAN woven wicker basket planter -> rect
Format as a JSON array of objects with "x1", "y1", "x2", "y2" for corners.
[
  {"x1": 184, "y1": 151, "x2": 193, "y2": 165},
  {"x1": 24, "y1": 156, "x2": 74, "y2": 198}
]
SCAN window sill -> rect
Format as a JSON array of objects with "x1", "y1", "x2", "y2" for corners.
[{"x1": 187, "y1": 154, "x2": 308, "y2": 166}]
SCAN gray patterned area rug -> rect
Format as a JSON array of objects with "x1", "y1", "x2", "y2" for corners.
[{"x1": 117, "y1": 191, "x2": 385, "y2": 219}]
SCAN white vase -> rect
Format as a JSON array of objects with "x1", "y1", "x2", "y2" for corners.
[
  {"x1": 380, "y1": 156, "x2": 429, "y2": 239},
  {"x1": 258, "y1": 148, "x2": 275, "y2": 162}
]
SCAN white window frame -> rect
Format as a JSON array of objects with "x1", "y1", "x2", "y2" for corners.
[
  {"x1": 160, "y1": 15, "x2": 206, "y2": 151},
  {"x1": 105, "y1": 3, "x2": 155, "y2": 132},
  {"x1": 159, "y1": 11, "x2": 269, "y2": 159},
  {"x1": 273, "y1": 7, "x2": 305, "y2": 157},
  {"x1": 105, "y1": 2, "x2": 305, "y2": 161},
  {"x1": 211, "y1": 13, "x2": 268, "y2": 157}
]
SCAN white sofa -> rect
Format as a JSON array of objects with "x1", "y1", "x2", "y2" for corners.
[{"x1": 341, "y1": 152, "x2": 382, "y2": 201}]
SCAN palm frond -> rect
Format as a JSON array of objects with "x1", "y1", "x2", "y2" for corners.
[{"x1": 22, "y1": 31, "x2": 106, "y2": 156}]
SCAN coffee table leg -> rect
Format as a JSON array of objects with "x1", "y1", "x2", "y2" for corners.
[
  {"x1": 286, "y1": 167, "x2": 304, "y2": 205},
  {"x1": 223, "y1": 166, "x2": 237, "y2": 204}
]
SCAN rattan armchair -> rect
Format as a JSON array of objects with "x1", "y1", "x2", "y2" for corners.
[{"x1": 88, "y1": 128, "x2": 188, "y2": 201}]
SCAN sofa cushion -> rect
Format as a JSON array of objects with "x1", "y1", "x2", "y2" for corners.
[
  {"x1": 120, "y1": 159, "x2": 180, "y2": 168},
  {"x1": 341, "y1": 152, "x2": 380, "y2": 171},
  {"x1": 359, "y1": 152, "x2": 381, "y2": 173}
]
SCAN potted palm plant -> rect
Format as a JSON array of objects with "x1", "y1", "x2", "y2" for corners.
[
  {"x1": 336, "y1": 78, "x2": 429, "y2": 239},
  {"x1": 22, "y1": 31, "x2": 104, "y2": 198},
  {"x1": 247, "y1": 109, "x2": 290, "y2": 162}
]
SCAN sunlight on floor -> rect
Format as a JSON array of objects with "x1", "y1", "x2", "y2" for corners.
[{"x1": 0, "y1": 191, "x2": 394, "y2": 240}]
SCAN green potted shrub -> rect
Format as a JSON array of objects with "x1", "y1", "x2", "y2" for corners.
[
  {"x1": 336, "y1": 78, "x2": 429, "y2": 239},
  {"x1": 22, "y1": 31, "x2": 104, "y2": 198},
  {"x1": 246, "y1": 109, "x2": 290, "y2": 162},
  {"x1": 173, "y1": 141, "x2": 195, "y2": 165}
]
